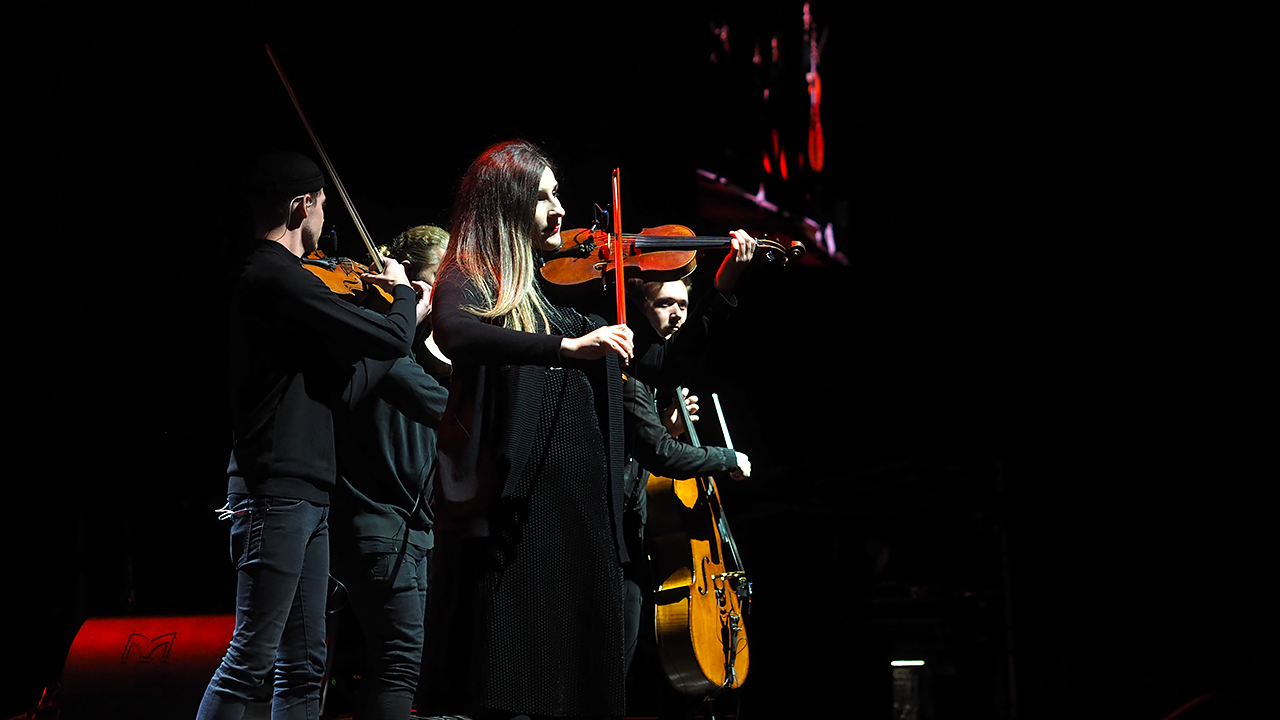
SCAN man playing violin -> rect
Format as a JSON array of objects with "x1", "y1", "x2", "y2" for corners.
[{"x1": 199, "y1": 151, "x2": 424, "y2": 720}]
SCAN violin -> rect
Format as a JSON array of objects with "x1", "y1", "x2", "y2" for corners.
[
  {"x1": 300, "y1": 247, "x2": 396, "y2": 310},
  {"x1": 539, "y1": 169, "x2": 803, "y2": 309},
  {"x1": 539, "y1": 223, "x2": 805, "y2": 291}
]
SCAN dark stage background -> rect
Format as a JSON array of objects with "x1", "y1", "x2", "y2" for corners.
[{"x1": 16, "y1": 3, "x2": 1270, "y2": 718}]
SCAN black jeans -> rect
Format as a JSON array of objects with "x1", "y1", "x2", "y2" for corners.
[
  {"x1": 330, "y1": 544, "x2": 429, "y2": 720},
  {"x1": 198, "y1": 495, "x2": 330, "y2": 720}
]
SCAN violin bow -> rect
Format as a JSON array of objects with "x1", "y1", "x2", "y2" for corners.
[
  {"x1": 611, "y1": 168, "x2": 626, "y2": 325},
  {"x1": 265, "y1": 44, "x2": 385, "y2": 273}
]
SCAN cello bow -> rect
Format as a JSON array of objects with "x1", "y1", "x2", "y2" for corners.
[{"x1": 709, "y1": 392, "x2": 748, "y2": 579}]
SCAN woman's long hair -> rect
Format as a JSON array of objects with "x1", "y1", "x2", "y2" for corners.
[{"x1": 440, "y1": 140, "x2": 555, "y2": 333}]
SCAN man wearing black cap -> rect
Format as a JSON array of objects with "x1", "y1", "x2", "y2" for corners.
[{"x1": 198, "y1": 151, "x2": 424, "y2": 720}]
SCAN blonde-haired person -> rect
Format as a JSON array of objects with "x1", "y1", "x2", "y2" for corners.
[
  {"x1": 382, "y1": 224, "x2": 452, "y2": 376},
  {"x1": 381, "y1": 224, "x2": 449, "y2": 284},
  {"x1": 329, "y1": 223, "x2": 452, "y2": 720}
]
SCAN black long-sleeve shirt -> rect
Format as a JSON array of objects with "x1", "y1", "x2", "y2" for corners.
[
  {"x1": 625, "y1": 376, "x2": 738, "y2": 486},
  {"x1": 226, "y1": 241, "x2": 417, "y2": 503},
  {"x1": 333, "y1": 352, "x2": 449, "y2": 553}
]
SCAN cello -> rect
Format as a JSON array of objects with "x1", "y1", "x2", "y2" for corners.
[{"x1": 645, "y1": 386, "x2": 751, "y2": 696}]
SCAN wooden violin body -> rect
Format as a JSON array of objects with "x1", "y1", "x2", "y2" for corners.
[
  {"x1": 645, "y1": 386, "x2": 750, "y2": 697},
  {"x1": 301, "y1": 250, "x2": 394, "y2": 311},
  {"x1": 543, "y1": 225, "x2": 698, "y2": 287}
]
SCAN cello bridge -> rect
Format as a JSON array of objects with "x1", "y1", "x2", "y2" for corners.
[{"x1": 713, "y1": 571, "x2": 752, "y2": 610}]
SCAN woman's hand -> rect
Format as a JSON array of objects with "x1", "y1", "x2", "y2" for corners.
[
  {"x1": 729, "y1": 451, "x2": 752, "y2": 480},
  {"x1": 561, "y1": 324, "x2": 634, "y2": 362}
]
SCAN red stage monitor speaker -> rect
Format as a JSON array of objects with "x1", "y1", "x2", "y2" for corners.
[{"x1": 58, "y1": 614, "x2": 267, "y2": 719}]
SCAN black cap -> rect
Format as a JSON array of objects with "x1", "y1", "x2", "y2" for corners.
[{"x1": 245, "y1": 151, "x2": 325, "y2": 201}]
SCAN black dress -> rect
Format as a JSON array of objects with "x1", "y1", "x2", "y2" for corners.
[
  {"x1": 425, "y1": 272, "x2": 627, "y2": 718},
  {"x1": 476, "y1": 301, "x2": 626, "y2": 716}
]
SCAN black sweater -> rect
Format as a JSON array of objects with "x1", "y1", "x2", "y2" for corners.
[
  {"x1": 625, "y1": 375, "x2": 738, "y2": 486},
  {"x1": 333, "y1": 351, "x2": 449, "y2": 553},
  {"x1": 226, "y1": 241, "x2": 417, "y2": 504}
]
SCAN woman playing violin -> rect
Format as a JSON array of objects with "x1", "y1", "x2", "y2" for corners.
[
  {"x1": 423, "y1": 140, "x2": 756, "y2": 720},
  {"x1": 425, "y1": 140, "x2": 635, "y2": 720}
]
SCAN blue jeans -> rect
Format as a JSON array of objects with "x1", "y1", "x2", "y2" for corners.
[
  {"x1": 198, "y1": 494, "x2": 330, "y2": 720},
  {"x1": 330, "y1": 544, "x2": 429, "y2": 720}
]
